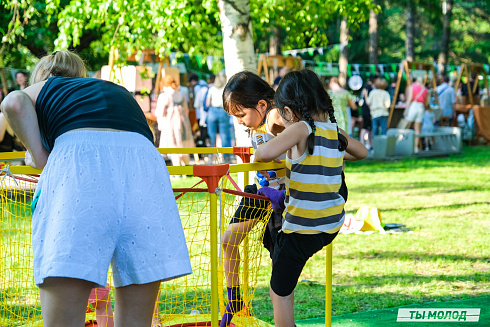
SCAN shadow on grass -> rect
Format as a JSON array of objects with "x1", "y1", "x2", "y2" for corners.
[
  {"x1": 344, "y1": 200, "x2": 490, "y2": 215},
  {"x1": 297, "y1": 296, "x2": 490, "y2": 326},
  {"x1": 348, "y1": 180, "x2": 488, "y2": 195},
  {"x1": 346, "y1": 146, "x2": 490, "y2": 173},
  {"x1": 333, "y1": 250, "x2": 490, "y2": 263},
  {"x1": 252, "y1": 280, "x2": 490, "y2": 324}
]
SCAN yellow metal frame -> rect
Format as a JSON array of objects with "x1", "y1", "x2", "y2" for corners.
[{"x1": 0, "y1": 146, "x2": 334, "y2": 327}]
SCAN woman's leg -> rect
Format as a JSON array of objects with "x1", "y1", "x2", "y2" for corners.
[
  {"x1": 152, "y1": 293, "x2": 162, "y2": 327},
  {"x1": 39, "y1": 277, "x2": 94, "y2": 327},
  {"x1": 414, "y1": 122, "x2": 422, "y2": 149},
  {"x1": 371, "y1": 117, "x2": 379, "y2": 136},
  {"x1": 380, "y1": 116, "x2": 388, "y2": 135},
  {"x1": 216, "y1": 108, "x2": 232, "y2": 161},
  {"x1": 113, "y1": 281, "x2": 161, "y2": 327},
  {"x1": 207, "y1": 107, "x2": 218, "y2": 147}
]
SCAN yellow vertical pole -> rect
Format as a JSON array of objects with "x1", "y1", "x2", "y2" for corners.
[
  {"x1": 218, "y1": 190, "x2": 226, "y2": 318},
  {"x1": 210, "y1": 192, "x2": 219, "y2": 327},
  {"x1": 325, "y1": 243, "x2": 333, "y2": 327},
  {"x1": 242, "y1": 170, "x2": 250, "y2": 308}
]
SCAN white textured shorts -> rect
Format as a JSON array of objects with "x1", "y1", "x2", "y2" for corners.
[
  {"x1": 32, "y1": 130, "x2": 192, "y2": 288},
  {"x1": 406, "y1": 102, "x2": 425, "y2": 123}
]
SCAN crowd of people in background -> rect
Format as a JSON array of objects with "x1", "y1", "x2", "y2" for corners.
[
  {"x1": 0, "y1": 65, "x2": 485, "y2": 160},
  {"x1": 331, "y1": 70, "x2": 483, "y2": 154}
]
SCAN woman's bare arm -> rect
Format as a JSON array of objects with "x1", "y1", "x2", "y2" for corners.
[{"x1": 1, "y1": 87, "x2": 49, "y2": 168}]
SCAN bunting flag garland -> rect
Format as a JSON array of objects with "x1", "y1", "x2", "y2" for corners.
[
  {"x1": 206, "y1": 56, "x2": 214, "y2": 71},
  {"x1": 353, "y1": 64, "x2": 360, "y2": 75}
]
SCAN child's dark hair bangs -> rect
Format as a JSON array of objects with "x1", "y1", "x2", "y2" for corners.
[{"x1": 223, "y1": 71, "x2": 275, "y2": 115}]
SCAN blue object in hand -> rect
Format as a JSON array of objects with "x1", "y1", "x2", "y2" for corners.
[{"x1": 257, "y1": 186, "x2": 286, "y2": 213}]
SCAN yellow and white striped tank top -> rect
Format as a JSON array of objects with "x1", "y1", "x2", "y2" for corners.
[
  {"x1": 282, "y1": 121, "x2": 345, "y2": 234},
  {"x1": 251, "y1": 122, "x2": 286, "y2": 190}
]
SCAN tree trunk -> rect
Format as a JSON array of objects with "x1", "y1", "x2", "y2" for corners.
[
  {"x1": 405, "y1": 0, "x2": 415, "y2": 61},
  {"x1": 368, "y1": 3, "x2": 378, "y2": 65},
  {"x1": 437, "y1": 0, "x2": 453, "y2": 74},
  {"x1": 218, "y1": 0, "x2": 257, "y2": 150},
  {"x1": 218, "y1": 0, "x2": 257, "y2": 79},
  {"x1": 339, "y1": 17, "x2": 349, "y2": 88},
  {"x1": 269, "y1": 25, "x2": 282, "y2": 56}
]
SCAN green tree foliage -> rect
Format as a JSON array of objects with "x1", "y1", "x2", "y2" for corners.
[
  {"x1": 44, "y1": 0, "x2": 375, "y2": 60},
  {"x1": 1, "y1": 0, "x2": 489, "y2": 70},
  {"x1": 49, "y1": 0, "x2": 223, "y2": 62},
  {"x1": 252, "y1": 0, "x2": 376, "y2": 52},
  {"x1": 450, "y1": 0, "x2": 490, "y2": 64},
  {"x1": 0, "y1": 0, "x2": 108, "y2": 70},
  {"x1": 349, "y1": 0, "x2": 490, "y2": 65}
]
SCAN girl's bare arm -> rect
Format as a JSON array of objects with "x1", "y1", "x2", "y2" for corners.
[
  {"x1": 254, "y1": 122, "x2": 308, "y2": 162},
  {"x1": 340, "y1": 128, "x2": 368, "y2": 161}
]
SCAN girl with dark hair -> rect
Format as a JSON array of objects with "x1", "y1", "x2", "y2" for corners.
[
  {"x1": 254, "y1": 69, "x2": 367, "y2": 327},
  {"x1": 220, "y1": 71, "x2": 285, "y2": 327}
]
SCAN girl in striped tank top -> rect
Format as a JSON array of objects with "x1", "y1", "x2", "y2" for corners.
[{"x1": 254, "y1": 69, "x2": 368, "y2": 327}]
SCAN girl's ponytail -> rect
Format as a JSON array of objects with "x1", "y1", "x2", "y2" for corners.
[
  {"x1": 275, "y1": 69, "x2": 348, "y2": 152},
  {"x1": 326, "y1": 103, "x2": 348, "y2": 152},
  {"x1": 298, "y1": 107, "x2": 316, "y2": 155}
]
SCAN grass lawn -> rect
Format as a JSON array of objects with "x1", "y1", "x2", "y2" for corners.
[
  {"x1": 246, "y1": 145, "x2": 490, "y2": 324},
  {"x1": 156, "y1": 146, "x2": 490, "y2": 324},
  {"x1": 1, "y1": 145, "x2": 488, "y2": 326}
]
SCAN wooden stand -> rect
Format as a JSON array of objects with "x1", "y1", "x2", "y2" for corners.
[
  {"x1": 453, "y1": 63, "x2": 490, "y2": 144},
  {"x1": 107, "y1": 48, "x2": 170, "y2": 96},
  {"x1": 387, "y1": 60, "x2": 439, "y2": 129},
  {"x1": 256, "y1": 55, "x2": 303, "y2": 85}
]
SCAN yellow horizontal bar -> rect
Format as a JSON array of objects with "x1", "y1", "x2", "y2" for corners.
[
  {"x1": 228, "y1": 161, "x2": 285, "y2": 173},
  {"x1": 0, "y1": 151, "x2": 26, "y2": 160},
  {"x1": 167, "y1": 162, "x2": 284, "y2": 176},
  {"x1": 158, "y1": 147, "x2": 249, "y2": 154},
  {"x1": 0, "y1": 148, "x2": 254, "y2": 161},
  {"x1": 7, "y1": 165, "x2": 42, "y2": 175},
  {"x1": 167, "y1": 165, "x2": 194, "y2": 176},
  {"x1": 6, "y1": 161, "x2": 285, "y2": 177}
]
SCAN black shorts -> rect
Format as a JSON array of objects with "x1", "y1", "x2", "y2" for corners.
[
  {"x1": 262, "y1": 211, "x2": 282, "y2": 257},
  {"x1": 230, "y1": 184, "x2": 283, "y2": 256},
  {"x1": 230, "y1": 184, "x2": 269, "y2": 224},
  {"x1": 270, "y1": 231, "x2": 339, "y2": 297},
  {"x1": 339, "y1": 171, "x2": 348, "y2": 202}
]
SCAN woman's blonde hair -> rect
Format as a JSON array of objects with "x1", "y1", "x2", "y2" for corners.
[
  {"x1": 162, "y1": 75, "x2": 178, "y2": 90},
  {"x1": 376, "y1": 78, "x2": 388, "y2": 90},
  {"x1": 213, "y1": 72, "x2": 227, "y2": 88},
  {"x1": 30, "y1": 51, "x2": 87, "y2": 84}
]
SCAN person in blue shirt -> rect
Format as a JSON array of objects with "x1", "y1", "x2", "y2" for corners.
[{"x1": 436, "y1": 74, "x2": 457, "y2": 126}]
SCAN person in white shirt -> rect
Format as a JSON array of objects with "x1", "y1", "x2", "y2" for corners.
[
  {"x1": 206, "y1": 72, "x2": 233, "y2": 161},
  {"x1": 367, "y1": 78, "x2": 391, "y2": 135}
]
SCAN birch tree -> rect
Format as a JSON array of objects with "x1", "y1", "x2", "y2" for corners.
[{"x1": 218, "y1": 0, "x2": 256, "y2": 78}]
